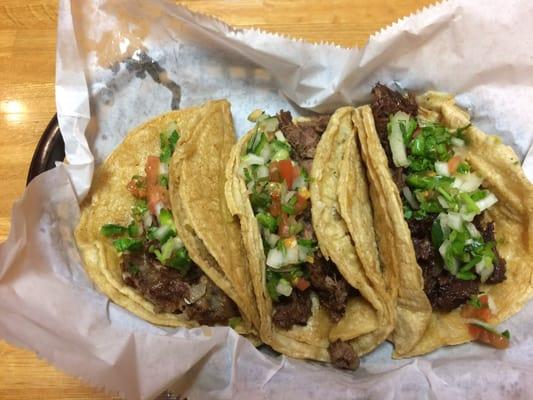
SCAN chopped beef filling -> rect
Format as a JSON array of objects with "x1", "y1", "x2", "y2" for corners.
[
  {"x1": 272, "y1": 289, "x2": 312, "y2": 330},
  {"x1": 272, "y1": 111, "x2": 352, "y2": 326},
  {"x1": 278, "y1": 110, "x2": 330, "y2": 174},
  {"x1": 474, "y1": 216, "x2": 506, "y2": 284},
  {"x1": 121, "y1": 251, "x2": 238, "y2": 325},
  {"x1": 307, "y1": 254, "x2": 352, "y2": 323},
  {"x1": 328, "y1": 340, "x2": 360, "y2": 370},
  {"x1": 371, "y1": 83, "x2": 505, "y2": 312}
]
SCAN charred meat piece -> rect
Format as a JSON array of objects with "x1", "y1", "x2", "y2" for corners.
[
  {"x1": 183, "y1": 277, "x2": 238, "y2": 325},
  {"x1": 430, "y1": 274, "x2": 480, "y2": 311},
  {"x1": 277, "y1": 110, "x2": 330, "y2": 174},
  {"x1": 122, "y1": 252, "x2": 192, "y2": 313},
  {"x1": 307, "y1": 254, "x2": 351, "y2": 322},
  {"x1": 121, "y1": 251, "x2": 238, "y2": 323},
  {"x1": 272, "y1": 289, "x2": 312, "y2": 330},
  {"x1": 328, "y1": 340, "x2": 360, "y2": 370},
  {"x1": 473, "y1": 216, "x2": 507, "y2": 284},
  {"x1": 411, "y1": 228, "x2": 481, "y2": 311}
]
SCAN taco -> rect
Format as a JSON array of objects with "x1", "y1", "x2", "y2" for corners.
[
  {"x1": 352, "y1": 84, "x2": 533, "y2": 356},
  {"x1": 225, "y1": 107, "x2": 394, "y2": 368},
  {"x1": 75, "y1": 100, "x2": 259, "y2": 335}
]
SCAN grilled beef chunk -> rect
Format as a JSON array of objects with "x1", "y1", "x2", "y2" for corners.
[
  {"x1": 272, "y1": 289, "x2": 313, "y2": 330},
  {"x1": 431, "y1": 274, "x2": 480, "y2": 311},
  {"x1": 328, "y1": 340, "x2": 359, "y2": 370},
  {"x1": 183, "y1": 278, "x2": 239, "y2": 325},
  {"x1": 410, "y1": 218, "x2": 480, "y2": 311},
  {"x1": 122, "y1": 252, "x2": 192, "y2": 313},
  {"x1": 371, "y1": 83, "x2": 418, "y2": 190},
  {"x1": 278, "y1": 110, "x2": 330, "y2": 174},
  {"x1": 474, "y1": 216, "x2": 507, "y2": 284},
  {"x1": 121, "y1": 251, "x2": 237, "y2": 324},
  {"x1": 308, "y1": 254, "x2": 351, "y2": 322}
]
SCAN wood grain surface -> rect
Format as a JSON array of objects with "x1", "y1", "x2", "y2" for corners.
[{"x1": 0, "y1": 0, "x2": 435, "y2": 398}]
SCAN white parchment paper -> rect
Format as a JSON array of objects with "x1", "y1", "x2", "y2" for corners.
[{"x1": 2, "y1": 0, "x2": 533, "y2": 398}]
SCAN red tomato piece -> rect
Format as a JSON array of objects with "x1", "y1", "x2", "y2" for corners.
[
  {"x1": 469, "y1": 324, "x2": 509, "y2": 349},
  {"x1": 278, "y1": 159, "x2": 296, "y2": 189},
  {"x1": 145, "y1": 156, "x2": 168, "y2": 214},
  {"x1": 448, "y1": 155, "x2": 462, "y2": 174},
  {"x1": 295, "y1": 278, "x2": 310, "y2": 291}
]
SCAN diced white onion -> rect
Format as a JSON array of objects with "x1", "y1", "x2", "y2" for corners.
[
  {"x1": 451, "y1": 137, "x2": 465, "y2": 147},
  {"x1": 459, "y1": 207, "x2": 476, "y2": 222},
  {"x1": 154, "y1": 201, "x2": 164, "y2": 217},
  {"x1": 452, "y1": 173, "x2": 483, "y2": 192},
  {"x1": 159, "y1": 162, "x2": 169, "y2": 175},
  {"x1": 285, "y1": 245, "x2": 299, "y2": 265},
  {"x1": 259, "y1": 145, "x2": 272, "y2": 162},
  {"x1": 266, "y1": 233, "x2": 280, "y2": 248},
  {"x1": 172, "y1": 236, "x2": 184, "y2": 250},
  {"x1": 435, "y1": 161, "x2": 450, "y2": 177},
  {"x1": 241, "y1": 153, "x2": 265, "y2": 166},
  {"x1": 487, "y1": 295, "x2": 498, "y2": 314},
  {"x1": 475, "y1": 192, "x2": 498, "y2": 212},
  {"x1": 437, "y1": 196, "x2": 449, "y2": 209},
  {"x1": 292, "y1": 175, "x2": 306, "y2": 190},
  {"x1": 275, "y1": 130, "x2": 287, "y2": 142},
  {"x1": 256, "y1": 165, "x2": 269, "y2": 179},
  {"x1": 388, "y1": 112, "x2": 411, "y2": 167},
  {"x1": 439, "y1": 240, "x2": 459, "y2": 275},
  {"x1": 266, "y1": 248, "x2": 284, "y2": 268},
  {"x1": 402, "y1": 186, "x2": 419, "y2": 209},
  {"x1": 466, "y1": 222, "x2": 481, "y2": 238},
  {"x1": 276, "y1": 279, "x2": 293, "y2": 297},
  {"x1": 476, "y1": 257, "x2": 494, "y2": 283},
  {"x1": 441, "y1": 212, "x2": 463, "y2": 231},
  {"x1": 283, "y1": 190, "x2": 296, "y2": 204},
  {"x1": 298, "y1": 245, "x2": 310, "y2": 262},
  {"x1": 142, "y1": 211, "x2": 153, "y2": 228}
]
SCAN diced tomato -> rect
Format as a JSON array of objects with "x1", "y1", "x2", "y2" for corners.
[
  {"x1": 479, "y1": 294, "x2": 489, "y2": 306},
  {"x1": 278, "y1": 213, "x2": 290, "y2": 238},
  {"x1": 295, "y1": 278, "x2": 310, "y2": 291},
  {"x1": 448, "y1": 155, "x2": 462, "y2": 174},
  {"x1": 461, "y1": 304, "x2": 491, "y2": 322},
  {"x1": 269, "y1": 162, "x2": 281, "y2": 182},
  {"x1": 145, "y1": 156, "x2": 168, "y2": 214},
  {"x1": 294, "y1": 194, "x2": 308, "y2": 215},
  {"x1": 461, "y1": 294, "x2": 492, "y2": 322},
  {"x1": 468, "y1": 324, "x2": 509, "y2": 349},
  {"x1": 278, "y1": 159, "x2": 297, "y2": 189},
  {"x1": 127, "y1": 176, "x2": 147, "y2": 199}
]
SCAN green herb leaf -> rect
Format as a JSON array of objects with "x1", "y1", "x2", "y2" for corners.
[
  {"x1": 112, "y1": 238, "x2": 143, "y2": 252},
  {"x1": 166, "y1": 247, "x2": 192, "y2": 274},
  {"x1": 502, "y1": 330, "x2": 511, "y2": 339},
  {"x1": 101, "y1": 224, "x2": 128, "y2": 237},
  {"x1": 468, "y1": 295, "x2": 482, "y2": 308},
  {"x1": 257, "y1": 212, "x2": 278, "y2": 232},
  {"x1": 250, "y1": 191, "x2": 271, "y2": 212}
]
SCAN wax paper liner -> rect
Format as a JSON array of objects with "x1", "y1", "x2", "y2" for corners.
[{"x1": 1, "y1": 0, "x2": 533, "y2": 398}]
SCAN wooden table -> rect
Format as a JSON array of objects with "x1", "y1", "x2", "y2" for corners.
[{"x1": 0, "y1": 0, "x2": 435, "y2": 398}]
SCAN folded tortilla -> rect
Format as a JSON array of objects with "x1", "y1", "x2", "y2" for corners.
[
  {"x1": 353, "y1": 92, "x2": 533, "y2": 357},
  {"x1": 75, "y1": 100, "x2": 258, "y2": 334},
  {"x1": 225, "y1": 107, "x2": 394, "y2": 362}
]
